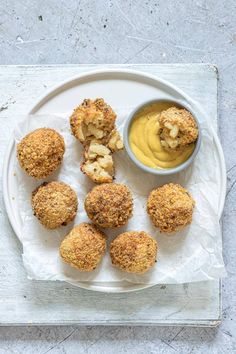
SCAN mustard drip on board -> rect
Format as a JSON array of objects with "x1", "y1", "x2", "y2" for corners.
[{"x1": 129, "y1": 103, "x2": 195, "y2": 169}]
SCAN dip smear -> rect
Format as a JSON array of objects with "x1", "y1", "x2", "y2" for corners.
[{"x1": 129, "y1": 103, "x2": 198, "y2": 169}]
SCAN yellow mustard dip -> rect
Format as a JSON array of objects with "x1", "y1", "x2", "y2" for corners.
[{"x1": 129, "y1": 103, "x2": 195, "y2": 169}]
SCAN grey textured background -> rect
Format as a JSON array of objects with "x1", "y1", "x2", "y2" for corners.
[{"x1": 0, "y1": 0, "x2": 235, "y2": 353}]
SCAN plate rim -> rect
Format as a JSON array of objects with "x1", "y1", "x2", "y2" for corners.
[{"x1": 3, "y1": 68, "x2": 226, "y2": 293}]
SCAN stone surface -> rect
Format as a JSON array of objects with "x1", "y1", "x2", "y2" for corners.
[{"x1": 0, "y1": 0, "x2": 235, "y2": 353}]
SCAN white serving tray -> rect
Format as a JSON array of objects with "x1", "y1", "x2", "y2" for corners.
[
  {"x1": 0, "y1": 64, "x2": 223, "y2": 325},
  {"x1": 3, "y1": 68, "x2": 226, "y2": 293}
]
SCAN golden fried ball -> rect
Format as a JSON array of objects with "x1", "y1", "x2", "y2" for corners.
[
  {"x1": 70, "y1": 98, "x2": 116, "y2": 146},
  {"x1": 110, "y1": 231, "x2": 157, "y2": 274},
  {"x1": 159, "y1": 107, "x2": 198, "y2": 149},
  {"x1": 32, "y1": 181, "x2": 78, "y2": 229},
  {"x1": 17, "y1": 128, "x2": 65, "y2": 179},
  {"x1": 60, "y1": 223, "x2": 106, "y2": 271},
  {"x1": 84, "y1": 183, "x2": 133, "y2": 228},
  {"x1": 147, "y1": 183, "x2": 195, "y2": 233}
]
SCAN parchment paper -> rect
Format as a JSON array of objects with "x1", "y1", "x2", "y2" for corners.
[{"x1": 13, "y1": 109, "x2": 226, "y2": 284}]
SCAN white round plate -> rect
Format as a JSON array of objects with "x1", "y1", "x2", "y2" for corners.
[{"x1": 3, "y1": 69, "x2": 226, "y2": 293}]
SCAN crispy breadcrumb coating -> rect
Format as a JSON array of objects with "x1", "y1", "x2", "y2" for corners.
[
  {"x1": 17, "y1": 128, "x2": 65, "y2": 179},
  {"x1": 147, "y1": 183, "x2": 195, "y2": 233},
  {"x1": 158, "y1": 107, "x2": 198, "y2": 149},
  {"x1": 84, "y1": 183, "x2": 133, "y2": 228},
  {"x1": 32, "y1": 181, "x2": 78, "y2": 229},
  {"x1": 60, "y1": 223, "x2": 106, "y2": 271},
  {"x1": 110, "y1": 231, "x2": 157, "y2": 274},
  {"x1": 70, "y1": 98, "x2": 116, "y2": 146}
]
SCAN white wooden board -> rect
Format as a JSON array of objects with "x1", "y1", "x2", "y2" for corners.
[{"x1": 0, "y1": 64, "x2": 221, "y2": 326}]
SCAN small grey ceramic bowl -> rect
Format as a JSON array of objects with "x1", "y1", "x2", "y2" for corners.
[{"x1": 123, "y1": 98, "x2": 202, "y2": 176}]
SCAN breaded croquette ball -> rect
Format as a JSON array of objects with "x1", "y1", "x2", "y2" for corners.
[
  {"x1": 81, "y1": 142, "x2": 114, "y2": 183},
  {"x1": 70, "y1": 98, "x2": 116, "y2": 146},
  {"x1": 84, "y1": 183, "x2": 133, "y2": 228},
  {"x1": 17, "y1": 128, "x2": 65, "y2": 179},
  {"x1": 147, "y1": 183, "x2": 195, "y2": 233},
  {"x1": 70, "y1": 98, "x2": 123, "y2": 184},
  {"x1": 158, "y1": 107, "x2": 198, "y2": 149},
  {"x1": 32, "y1": 181, "x2": 78, "y2": 229},
  {"x1": 110, "y1": 231, "x2": 157, "y2": 274},
  {"x1": 60, "y1": 223, "x2": 106, "y2": 271}
]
